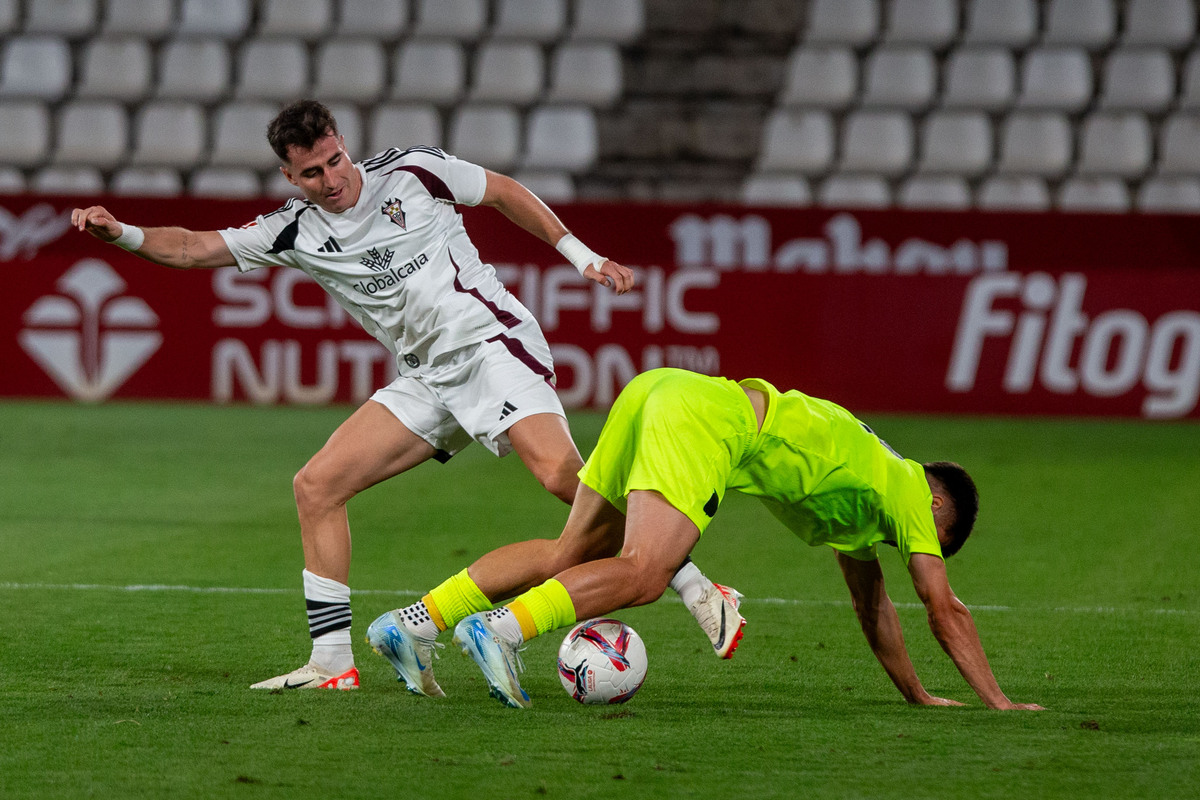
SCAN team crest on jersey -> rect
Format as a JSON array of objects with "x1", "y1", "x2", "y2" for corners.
[{"x1": 381, "y1": 197, "x2": 407, "y2": 229}]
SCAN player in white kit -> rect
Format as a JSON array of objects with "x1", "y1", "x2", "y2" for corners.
[{"x1": 71, "y1": 100, "x2": 743, "y2": 692}]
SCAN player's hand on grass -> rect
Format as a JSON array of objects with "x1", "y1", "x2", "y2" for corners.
[
  {"x1": 919, "y1": 695, "x2": 967, "y2": 707},
  {"x1": 989, "y1": 700, "x2": 1047, "y2": 710},
  {"x1": 584, "y1": 259, "x2": 635, "y2": 295},
  {"x1": 71, "y1": 206, "x2": 122, "y2": 242}
]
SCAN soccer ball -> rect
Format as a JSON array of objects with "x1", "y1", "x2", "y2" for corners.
[{"x1": 557, "y1": 618, "x2": 648, "y2": 705}]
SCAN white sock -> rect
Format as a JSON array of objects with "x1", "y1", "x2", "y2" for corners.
[
  {"x1": 397, "y1": 600, "x2": 441, "y2": 639},
  {"x1": 484, "y1": 607, "x2": 525, "y2": 644},
  {"x1": 303, "y1": 569, "x2": 355, "y2": 674},
  {"x1": 669, "y1": 558, "x2": 709, "y2": 609}
]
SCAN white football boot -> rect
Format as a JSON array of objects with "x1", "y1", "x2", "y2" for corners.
[
  {"x1": 452, "y1": 613, "x2": 531, "y2": 709},
  {"x1": 692, "y1": 583, "x2": 746, "y2": 659},
  {"x1": 249, "y1": 661, "x2": 360, "y2": 690},
  {"x1": 366, "y1": 610, "x2": 446, "y2": 698}
]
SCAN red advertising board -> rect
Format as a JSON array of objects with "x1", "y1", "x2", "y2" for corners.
[{"x1": 3, "y1": 194, "x2": 1199, "y2": 418}]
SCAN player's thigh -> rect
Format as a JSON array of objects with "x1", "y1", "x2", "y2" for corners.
[
  {"x1": 507, "y1": 412, "x2": 583, "y2": 484},
  {"x1": 621, "y1": 490, "x2": 701, "y2": 585},
  {"x1": 304, "y1": 400, "x2": 437, "y2": 497},
  {"x1": 552, "y1": 484, "x2": 627, "y2": 562}
]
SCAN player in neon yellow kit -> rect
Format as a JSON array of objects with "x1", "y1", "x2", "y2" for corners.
[{"x1": 378, "y1": 368, "x2": 1045, "y2": 710}]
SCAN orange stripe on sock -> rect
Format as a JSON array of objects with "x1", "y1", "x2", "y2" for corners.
[
  {"x1": 422, "y1": 593, "x2": 447, "y2": 632},
  {"x1": 508, "y1": 600, "x2": 538, "y2": 642}
]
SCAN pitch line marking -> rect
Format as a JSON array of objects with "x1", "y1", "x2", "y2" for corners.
[{"x1": 0, "y1": 582, "x2": 1193, "y2": 616}]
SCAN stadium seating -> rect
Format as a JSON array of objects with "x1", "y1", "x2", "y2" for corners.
[
  {"x1": 76, "y1": 38, "x2": 154, "y2": 101},
  {"x1": 1, "y1": 0, "x2": 1198, "y2": 213}
]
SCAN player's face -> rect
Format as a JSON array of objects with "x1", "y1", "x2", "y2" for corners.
[{"x1": 281, "y1": 133, "x2": 362, "y2": 213}]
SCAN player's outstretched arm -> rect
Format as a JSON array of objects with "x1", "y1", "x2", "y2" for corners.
[
  {"x1": 836, "y1": 552, "x2": 964, "y2": 706},
  {"x1": 479, "y1": 170, "x2": 634, "y2": 295},
  {"x1": 71, "y1": 205, "x2": 236, "y2": 270},
  {"x1": 907, "y1": 553, "x2": 1045, "y2": 710}
]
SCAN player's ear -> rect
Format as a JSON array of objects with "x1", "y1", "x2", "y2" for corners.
[
  {"x1": 280, "y1": 164, "x2": 299, "y2": 187},
  {"x1": 930, "y1": 492, "x2": 945, "y2": 513}
]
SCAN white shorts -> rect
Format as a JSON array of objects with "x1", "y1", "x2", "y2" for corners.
[{"x1": 369, "y1": 320, "x2": 564, "y2": 459}]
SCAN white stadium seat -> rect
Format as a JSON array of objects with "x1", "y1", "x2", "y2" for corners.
[
  {"x1": 1122, "y1": 0, "x2": 1195, "y2": 50},
  {"x1": 312, "y1": 39, "x2": 386, "y2": 103},
  {"x1": 1075, "y1": 113, "x2": 1152, "y2": 178},
  {"x1": 1175, "y1": 52, "x2": 1200, "y2": 111},
  {"x1": 492, "y1": 0, "x2": 567, "y2": 43},
  {"x1": 1157, "y1": 114, "x2": 1200, "y2": 175},
  {"x1": 756, "y1": 109, "x2": 835, "y2": 174},
  {"x1": 262, "y1": 169, "x2": 302, "y2": 199},
  {"x1": 976, "y1": 175, "x2": 1052, "y2": 211},
  {"x1": 883, "y1": 0, "x2": 958, "y2": 48},
  {"x1": 101, "y1": 0, "x2": 175, "y2": 38},
  {"x1": 257, "y1": 0, "x2": 333, "y2": 39},
  {"x1": 942, "y1": 47, "x2": 1016, "y2": 111},
  {"x1": 741, "y1": 173, "x2": 813, "y2": 206},
  {"x1": 32, "y1": 167, "x2": 105, "y2": 195},
  {"x1": 522, "y1": 105, "x2": 598, "y2": 172},
  {"x1": 0, "y1": 0, "x2": 17, "y2": 35},
  {"x1": 806, "y1": 0, "x2": 879, "y2": 46},
  {"x1": 996, "y1": 112, "x2": 1073, "y2": 178},
  {"x1": 369, "y1": 104, "x2": 443, "y2": 154},
  {"x1": 54, "y1": 101, "x2": 128, "y2": 169},
  {"x1": 1017, "y1": 47, "x2": 1093, "y2": 112},
  {"x1": 111, "y1": 167, "x2": 185, "y2": 197},
  {"x1": 1099, "y1": 48, "x2": 1174, "y2": 113},
  {"x1": 469, "y1": 41, "x2": 544, "y2": 105},
  {"x1": 510, "y1": 170, "x2": 576, "y2": 203},
  {"x1": 338, "y1": 0, "x2": 409, "y2": 39},
  {"x1": 918, "y1": 111, "x2": 993, "y2": 177},
  {"x1": 860, "y1": 46, "x2": 936, "y2": 110},
  {"x1": 176, "y1": 0, "x2": 251, "y2": 39},
  {"x1": 962, "y1": 0, "x2": 1037, "y2": 47},
  {"x1": 839, "y1": 110, "x2": 914, "y2": 177},
  {"x1": 209, "y1": 102, "x2": 279, "y2": 168},
  {"x1": 897, "y1": 175, "x2": 972, "y2": 210},
  {"x1": 818, "y1": 174, "x2": 891, "y2": 209},
  {"x1": 76, "y1": 37, "x2": 153, "y2": 101},
  {"x1": 547, "y1": 43, "x2": 622, "y2": 108},
  {"x1": 778, "y1": 46, "x2": 857, "y2": 110},
  {"x1": 1057, "y1": 177, "x2": 1131, "y2": 213},
  {"x1": 156, "y1": 39, "x2": 231, "y2": 101},
  {"x1": 0, "y1": 100, "x2": 51, "y2": 166},
  {"x1": 1043, "y1": 0, "x2": 1116, "y2": 50},
  {"x1": 1136, "y1": 176, "x2": 1200, "y2": 213},
  {"x1": 571, "y1": 0, "x2": 645, "y2": 43},
  {"x1": 391, "y1": 40, "x2": 466, "y2": 104},
  {"x1": 326, "y1": 102, "x2": 364, "y2": 158},
  {"x1": 24, "y1": 0, "x2": 98, "y2": 36},
  {"x1": 189, "y1": 167, "x2": 262, "y2": 199},
  {"x1": 0, "y1": 37, "x2": 72, "y2": 100},
  {"x1": 130, "y1": 102, "x2": 206, "y2": 167},
  {"x1": 448, "y1": 105, "x2": 521, "y2": 171},
  {"x1": 234, "y1": 39, "x2": 309, "y2": 100},
  {"x1": 413, "y1": 0, "x2": 487, "y2": 40},
  {"x1": 0, "y1": 167, "x2": 26, "y2": 194}
]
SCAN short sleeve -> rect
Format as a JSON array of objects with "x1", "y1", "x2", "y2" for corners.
[
  {"x1": 217, "y1": 204, "x2": 297, "y2": 273},
  {"x1": 396, "y1": 148, "x2": 487, "y2": 206}
]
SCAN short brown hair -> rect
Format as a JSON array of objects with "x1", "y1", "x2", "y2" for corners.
[{"x1": 267, "y1": 99, "x2": 339, "y2": 162}]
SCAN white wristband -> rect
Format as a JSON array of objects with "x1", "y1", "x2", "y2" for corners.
[
  {"x1": 555, "y1": 233, "x2": 604, "y2": 276},
  {"x1": 113, "y1": 223, "x2": 145, "y2": 252}
]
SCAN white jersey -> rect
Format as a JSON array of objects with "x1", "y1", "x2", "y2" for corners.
[{"x1": 218, "y1": 147, "x2": 533, "y2": 375}]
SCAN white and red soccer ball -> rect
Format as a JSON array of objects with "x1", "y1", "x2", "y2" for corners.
[{"x1": 557, "y1": 618, "x2": 648, "y2": 705}]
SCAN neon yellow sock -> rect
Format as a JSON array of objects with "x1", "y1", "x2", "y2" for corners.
[
  {"x1": 425, "y1": 569, "x2": 492, "y2": 631},
  {"x1": 507, "y1": 579, "x2": 576, "y2": 641}
]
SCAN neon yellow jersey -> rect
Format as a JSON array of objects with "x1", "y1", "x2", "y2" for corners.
[{"x1": 731, "y1": 378, "x2": 943, "y2": 563}]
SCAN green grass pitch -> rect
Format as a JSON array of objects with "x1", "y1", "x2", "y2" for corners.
[{"x1": 1, "y1": 401, "x2": 1198, "y2": 799}]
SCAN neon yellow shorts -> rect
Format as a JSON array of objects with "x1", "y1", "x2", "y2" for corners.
[{"x1": 578, "y1": 369, "x2": 758, "y2": 533}]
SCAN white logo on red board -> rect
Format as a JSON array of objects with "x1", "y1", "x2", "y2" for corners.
[{"x1": 19, "y1": 260, "x2": 163, "y2": 402}]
